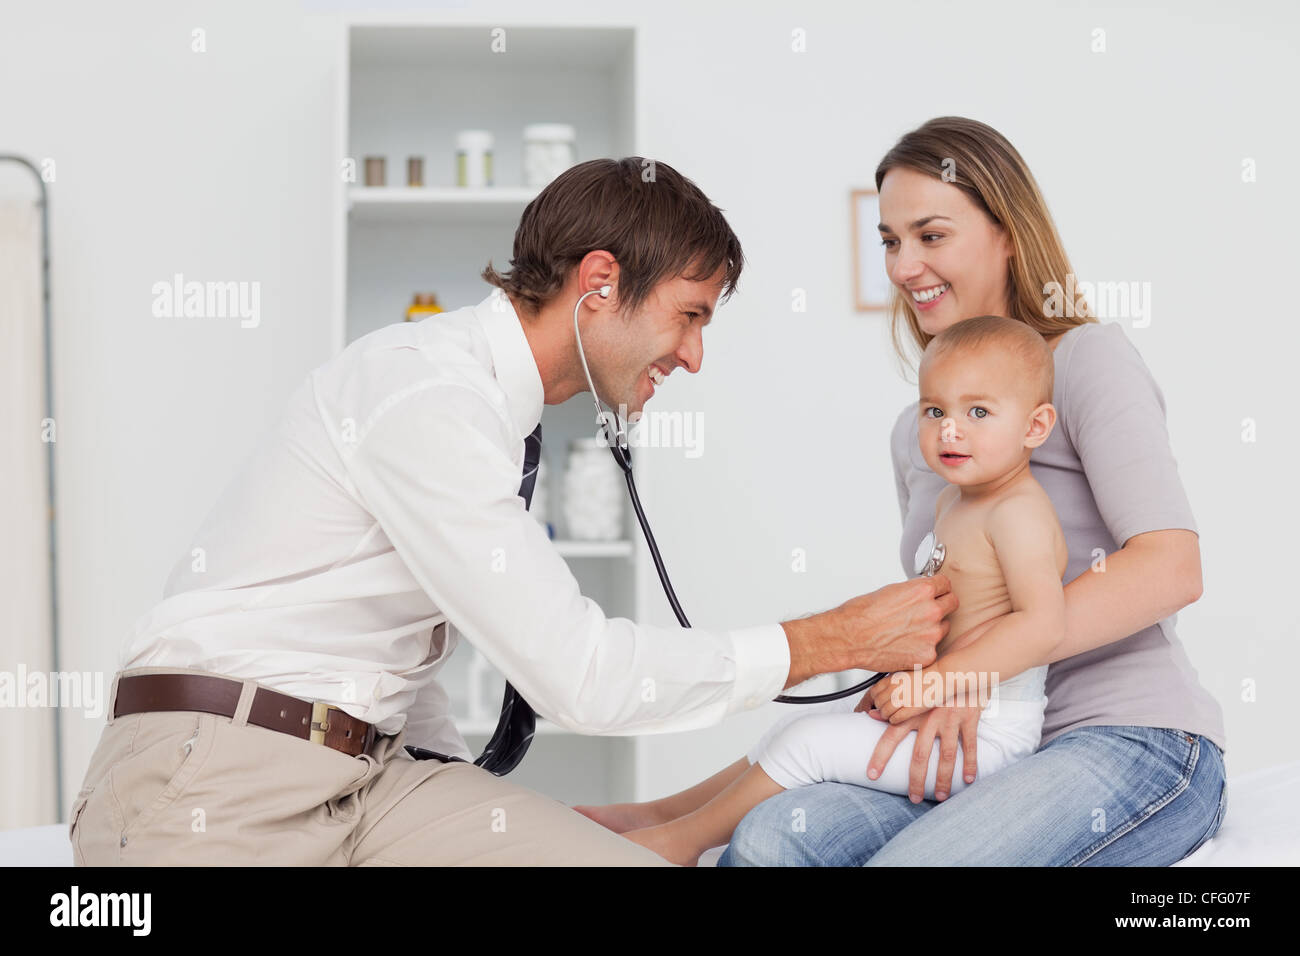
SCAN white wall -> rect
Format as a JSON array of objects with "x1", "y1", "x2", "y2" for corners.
[
  {"x1": 0, "y1": 0, "x2": 342, "y2": 815},
  {"x1": 1, "y1": 0, "x2": 1294, "y2": 820},
  {"x1": 624, "y1": 0, "x2": 1300, "y2": 797}
]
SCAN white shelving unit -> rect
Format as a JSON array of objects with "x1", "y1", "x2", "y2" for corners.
[
  {"x1": 334, "y1": 19, "x2": 647, "y2": 806},
  {"x1": 347, "y1": 186, "x2": 539, "y2": 224}
]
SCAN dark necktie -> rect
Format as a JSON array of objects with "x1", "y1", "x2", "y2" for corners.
[
  {"x1": 473, "y1": 423, "x2": 542, "y2": 775},
  {"x1": 405, "y1": 423, "x2": 542, "y2": 775}
]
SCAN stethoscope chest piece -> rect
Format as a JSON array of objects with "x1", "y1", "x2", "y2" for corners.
[{"x1": 914, "y1": 530, "x2": 946, "y2": 577}]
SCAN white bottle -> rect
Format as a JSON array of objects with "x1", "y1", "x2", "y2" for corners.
[
  {"x1": 562, "y1": 438, "x2": 625, "y2": 541},
  {"x1": 523, "y1": 123, "x2": 576, "y2": 187},
  {"x1": 456, "y1": 130, "x2": 494, "y2": 187}
]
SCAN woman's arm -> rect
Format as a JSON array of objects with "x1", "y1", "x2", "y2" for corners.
[
  {"x1": 1042, "y1": 528, "x2": 1202, "y2": 664},
  {"x1": 1039, "y1": 323, "x2": 1204, "y2": 664}
]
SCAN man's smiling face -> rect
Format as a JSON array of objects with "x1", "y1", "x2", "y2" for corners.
[{"x1": 582, "y1": 266, "x2": 723, "y2": 418}]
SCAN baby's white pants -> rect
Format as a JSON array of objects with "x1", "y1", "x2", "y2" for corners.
[{"x1": 747, "y1": 690, "x2": 1046, "y2": 801}]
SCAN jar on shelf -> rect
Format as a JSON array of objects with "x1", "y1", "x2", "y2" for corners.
[
  {"x1": 562, "y1": 437, "x2": 624, "y2": 541},
  {"x1": 405, "y1": 293, "x2": 443, "y2": 322},
  {"x1": 456, "y1": 130, "x2": 494, "y2": 187},
  {"x1": 364, "y1": 156, "x2": 386, "y2": 186},
  {"x1": 523, "y1": 123, "x2": 576, "y2": 187},
  {"x1": 406, "y1": 156, "x2": 424, "y2": 187}
]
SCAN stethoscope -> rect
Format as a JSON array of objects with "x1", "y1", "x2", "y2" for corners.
[{"x1": 573, "y1": 287, "x2": 948, "y2": 705}]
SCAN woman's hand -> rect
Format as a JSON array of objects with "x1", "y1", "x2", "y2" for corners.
[{"x1": 855, "y1": 694, "x2": 983, "y2": 803}]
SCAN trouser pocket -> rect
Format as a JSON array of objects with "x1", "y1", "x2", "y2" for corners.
[
  {"x1": 80, "y1": 711, "x2": 219, "y2": 861},
  {"x1": 122, "y1": 713, "x2": 215, "y2": 839},
  {"x1": 67, "y1": 788, "x2": 93, "y2": 866}
]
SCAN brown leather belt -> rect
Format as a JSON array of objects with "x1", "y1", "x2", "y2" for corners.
[{"x1": 113, "y1": 673, "x2": 378, "y2": 758}]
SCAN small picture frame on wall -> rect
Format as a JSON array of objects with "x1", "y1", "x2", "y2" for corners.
[{"x1": 851, "y1": 189, "x2": 891, "y2": 311}]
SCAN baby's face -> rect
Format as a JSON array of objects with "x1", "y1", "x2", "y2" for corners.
[{"x1": 917, "y1": 348, "x2": 1039, "y2": 486}]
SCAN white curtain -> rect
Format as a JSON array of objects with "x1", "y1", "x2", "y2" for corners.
[{"x1": 0, "y1": 196, "x2": 57, "y2": 827}]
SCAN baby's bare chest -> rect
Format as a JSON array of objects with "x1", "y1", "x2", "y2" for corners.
[
  {"x1": 934, "y1": 509, "x2": 1002, "y2": 580},
  {"x1": 933, "y1": 507, "x2": 1013, "y2": 637},
  {"x1": 935, "y1": 509, "x2": 1003, "y2": 606}
]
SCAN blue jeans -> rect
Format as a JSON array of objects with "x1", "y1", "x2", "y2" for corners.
[{"x1": 716, "y1": 725, "x2": 1227, "y2": 866}]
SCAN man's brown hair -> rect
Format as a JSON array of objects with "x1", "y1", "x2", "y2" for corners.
[{"x1": 482, "y1": 157, "x2": 744, "y2": 316}]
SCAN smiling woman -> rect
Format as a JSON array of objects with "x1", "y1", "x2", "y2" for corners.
[
  {"x1": 872, "y1": 117, "x2": 1091, "y2": 371},
  {"x1": 718, "y1": 115, "x2": 1227, "y2": 868}
]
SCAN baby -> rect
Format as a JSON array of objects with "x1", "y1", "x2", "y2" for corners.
[{"x1": 583, "y1": 314, "x2": 1070, "y2": 866}]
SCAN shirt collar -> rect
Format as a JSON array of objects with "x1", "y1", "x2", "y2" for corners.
[{"x1": 472, "y1": 292, "x2": 545, "y2": 439}]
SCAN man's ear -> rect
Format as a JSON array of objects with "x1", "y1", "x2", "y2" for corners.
[
  {"x1": 1023, "y1": 403, "x2": 1056, "y2": 449},
  {"x1": 577, "y1": 250, "x2": 619, "y2": 304}
]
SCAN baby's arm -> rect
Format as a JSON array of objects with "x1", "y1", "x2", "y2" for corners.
[{"x1": 883, "y1": 494, "x2": 1067, "y2": 716}]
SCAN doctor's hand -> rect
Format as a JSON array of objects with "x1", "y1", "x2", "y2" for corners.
[
  {"x1": 781, "y1": 574, "x2": 955, "y2": 689},
  {"x1": 839, "y1": 573, "x2": 956, "y2": 673},
  {"x1": 855, "y1": 700, "x2": 982, "y2": 803}
]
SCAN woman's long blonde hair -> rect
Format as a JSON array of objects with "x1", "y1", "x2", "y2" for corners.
[{"x1": 875, "y1": 117, "x2": 1097, "y2": 379}]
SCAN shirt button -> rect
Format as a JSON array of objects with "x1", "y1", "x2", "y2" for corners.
[{"x1": 745, "y1": 697, "x2": 758, "y2": 708}]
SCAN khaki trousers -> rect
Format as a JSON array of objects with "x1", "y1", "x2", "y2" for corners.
[{"x1": 69, "y1": 667, "x2": 674, "y2": 866}]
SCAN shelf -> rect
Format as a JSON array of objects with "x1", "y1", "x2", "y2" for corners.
[
  {"x1": 350, "y1": 25, "x2": 634, "y2": 72},
  {"x1": 348, "y1": 186, "x2": 539, "y2": 224},
  {"x1": 339, "y1": 18, "x2": 646, "y2": 803},
  {"x1": 553, "y1": 539, "x2": 634, "y2": 558}
]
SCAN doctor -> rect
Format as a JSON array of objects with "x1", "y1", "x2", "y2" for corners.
[{"x1": 70, "y1": 157, "x2": 955, "y2": 866}]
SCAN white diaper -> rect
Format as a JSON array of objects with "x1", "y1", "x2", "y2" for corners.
[{"x1": 747, "y1": 676, "x2": 1046, "y2": 801}]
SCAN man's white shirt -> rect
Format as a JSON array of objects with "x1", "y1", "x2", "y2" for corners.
[{"x1": 121, "y1": 293, "x2": 792, "y2": 759}]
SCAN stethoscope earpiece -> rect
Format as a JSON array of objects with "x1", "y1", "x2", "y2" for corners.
[{"x1": 573, "y1": 287, "x2": 630, "y2": 469}]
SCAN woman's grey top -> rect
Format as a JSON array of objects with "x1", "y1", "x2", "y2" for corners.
[{"x1": 891, "y1": 320, "x2": 1226, "y2": 753}]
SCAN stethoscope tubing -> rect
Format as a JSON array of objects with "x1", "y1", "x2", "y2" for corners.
[{"x1": 571, "y1": 288, "x2": 895, "y2": 705}]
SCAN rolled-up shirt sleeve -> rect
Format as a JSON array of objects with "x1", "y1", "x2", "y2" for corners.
[{"x1": 337, "y1": 380, "x2": 791, "y2": 736}]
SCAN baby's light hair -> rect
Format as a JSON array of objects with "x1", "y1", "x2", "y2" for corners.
[{"x1": 921, "y1": 315, "x2": 1054, "y2": 409}]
